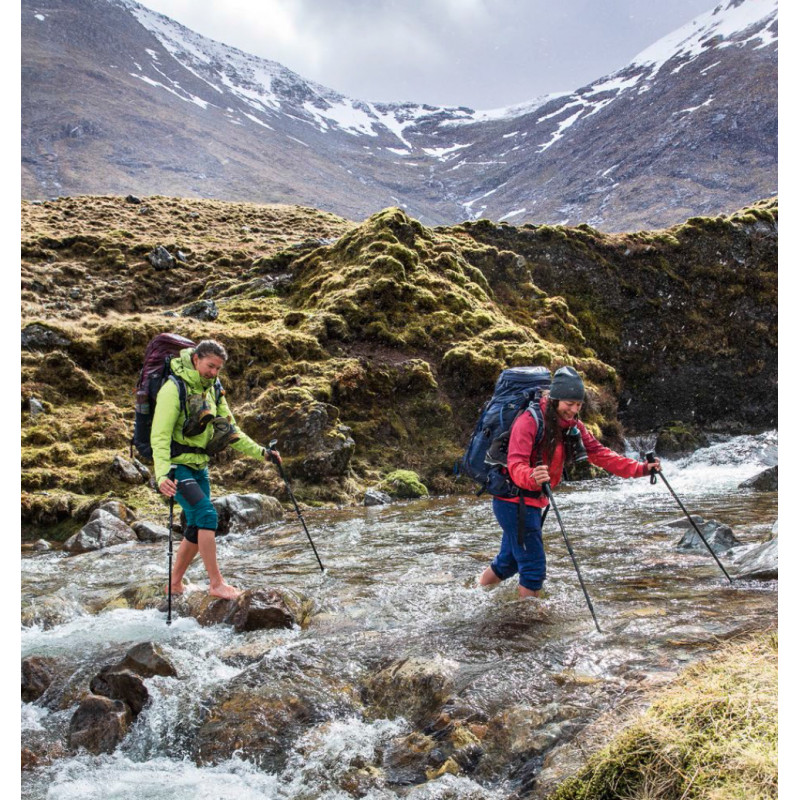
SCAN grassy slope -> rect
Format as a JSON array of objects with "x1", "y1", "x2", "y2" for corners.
[{"x1": 547, "y1": 632, "x2": 777, "y2": 800}]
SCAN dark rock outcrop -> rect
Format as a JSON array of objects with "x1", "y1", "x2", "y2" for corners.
[
  {"x1": 147, "y1": 245, "x2": 174, "y2": 270},
  {"x1": 90, "y1": 667, "x2": 149, "y2": 717},
  {"x1": 181, "y1": 299, "x2": 218, "y2": 320},
  {"x1": 655, "y1": 422, "x2": 709, "y2": 457},
  {"x1": 21, "y1": 323, "x2": 70, "y2": 351},
  {"x1": 111, "y1": 454, "x2": 146, "y2": 484}
]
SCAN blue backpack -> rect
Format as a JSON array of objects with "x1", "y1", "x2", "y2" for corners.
[{"x1": 458, "y1": 366, "x2": 551, "y2": 498}]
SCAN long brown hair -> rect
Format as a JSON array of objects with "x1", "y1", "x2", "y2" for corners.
[{"x1": 540, "y1": 394, "x2": 592, "y2": 465}]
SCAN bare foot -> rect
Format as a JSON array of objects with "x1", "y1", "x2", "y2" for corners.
[
  {"x1": 208, "y1": 582, "x2": 242, "y2": 600},
  {"x1": 166, "y1": 582, "x2": 186, "y2": 595}
]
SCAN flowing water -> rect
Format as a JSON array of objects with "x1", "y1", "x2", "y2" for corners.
[{"x1": 21, "y1": 432, "x2": 778, "y2": 799}]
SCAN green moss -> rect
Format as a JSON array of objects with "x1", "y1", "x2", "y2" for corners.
[{"x1": 377, "y1": 470, "x2": 429, "y2": 499}]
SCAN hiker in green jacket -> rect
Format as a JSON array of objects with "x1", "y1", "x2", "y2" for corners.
[{"x1": 152, "y1": 339, "x2": 278, "y2": 600}]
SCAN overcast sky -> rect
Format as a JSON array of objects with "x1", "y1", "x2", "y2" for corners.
[{"x1": 135, "y1": 0, "x2": 721, "y2": 109}]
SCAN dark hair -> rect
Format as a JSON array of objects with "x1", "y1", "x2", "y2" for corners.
[
  {"x1": 541, "y1": 393, "x2": 593, "y2": 466},
  {"x1": 194, "y1": 339, "x2": 228, "y2": 362}
]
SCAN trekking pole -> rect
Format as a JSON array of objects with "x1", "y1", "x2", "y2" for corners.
[
  {"x1": 166, "y1": 467, "x2": 176, "y2": 626},
  {"x1": 541, "y1": 482, "x2": 602, "y2": 633},
  {"x1": 645, "y1": 452, "x2": 732, "y2": 583},
  {"x1": 268, "y1": 440, "x2": 325, "y2": 573}
]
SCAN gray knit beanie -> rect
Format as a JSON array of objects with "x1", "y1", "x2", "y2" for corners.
[{"x1": 549, "y1": 366, "x2": 585, "y2": 401}]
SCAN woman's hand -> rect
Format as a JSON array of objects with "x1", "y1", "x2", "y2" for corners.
[
  {"x1": 530, "y1": 464, "x2": 551, "y2": 486},
  {"x1": 159, "y1": 476, "x2": 177, "y2": 497}
]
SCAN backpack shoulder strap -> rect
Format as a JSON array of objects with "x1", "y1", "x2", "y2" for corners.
[
  {"x1": 526, "y1": 392, "x2": 546, "y2": 449},
  {"x1": 168, "y1": 374, "x2": 188, "y2": 417},
  {"x1": 214, "y1": 379, "x2": 223, "y2": 406}
]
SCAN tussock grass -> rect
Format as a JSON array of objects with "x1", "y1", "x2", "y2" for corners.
[{"x1": 548, "y1": 631, "x2": 777, "y2": 800}]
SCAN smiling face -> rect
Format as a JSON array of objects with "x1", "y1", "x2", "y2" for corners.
[
  {"x1": 192, "y1": 353, "x2": 225, "y2": 380},
  {"x1": 556, "y1": 399, "x2": 583, "y2": 422}
]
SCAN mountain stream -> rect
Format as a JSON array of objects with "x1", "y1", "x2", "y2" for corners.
[{"x1": 21, "y1": 432, "x2": 778, "y2": 799}]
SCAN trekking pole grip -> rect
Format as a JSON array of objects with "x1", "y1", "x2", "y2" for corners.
[{"x1": 645, "y1": 450, "x2": 658, "y2": 485}]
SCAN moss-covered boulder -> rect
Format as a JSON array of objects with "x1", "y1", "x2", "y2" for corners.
[{"x1": 377, "y1": 470, "x2": 429, "y2": 499}]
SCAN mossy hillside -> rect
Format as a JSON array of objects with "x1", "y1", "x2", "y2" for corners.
[
  {"x1": 549, "y1": 631, "x2": 777, "y2": 800},
  {"x1": 21, "y1": 202, "x2": 622, "y2": 533},
  {"x1": 453, "y1": 198, "x2": 778, "y2": 430},
  {"x1": 22, "y1": 198, "x2": 774, "y2": 533},
  {"x1": 22, "y1": 195, "x2": 355, "y2": 321}
]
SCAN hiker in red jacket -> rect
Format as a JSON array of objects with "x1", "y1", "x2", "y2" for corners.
[{"x1": 479, "y1": 366, "x2": 660, "y2": 597}]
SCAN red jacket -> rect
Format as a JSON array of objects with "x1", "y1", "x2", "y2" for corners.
[{"x1": 497, "y1": 396, "x2": 649, "y2": 507}]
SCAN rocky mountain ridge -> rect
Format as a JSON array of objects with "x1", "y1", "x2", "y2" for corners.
[{"x1": 22, "y1": 0, "x2": 776, "y2": 230}]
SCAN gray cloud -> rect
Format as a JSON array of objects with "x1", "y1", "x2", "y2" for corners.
[{"x1": 138, "y1": 0, "x2": 719, "y2": 108}]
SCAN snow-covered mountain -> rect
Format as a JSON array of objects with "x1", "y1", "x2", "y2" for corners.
[{"x1": 21, "y1": 0, "x2": 777, "y2": 230}]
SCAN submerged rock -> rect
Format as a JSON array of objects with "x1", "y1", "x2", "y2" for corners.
[
  {"x1": 68, "y1": 695, "x2": 132, "y2": 754},
  {"x1": 193, "y1": 665, "x2": 360, "y2": 771},
  {"x1": 361, "y1": 655, "x2": 457, "y2": 726},
  {"x1": 738, "y1": 465, "x2": 778, "y2": 491}
]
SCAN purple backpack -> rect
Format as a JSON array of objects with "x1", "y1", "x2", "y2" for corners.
[{"x1": 131, "y1": 333, "x2": 196, "y2": 460}]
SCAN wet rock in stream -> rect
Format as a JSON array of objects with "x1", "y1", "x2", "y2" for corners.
[
  {"x1": 183, "y1": 586, "x2": 308, "y2": 631},
  {"x1": 361, "y1": 655, "x2": 459, "y2": 727},
  {"x1": 67, "y1": 694, "x2": 132, "y2": 754},
  {"x1": 21, "y1": 656, "x2": 57, "y2": 702},
  {"x1": 193, "y1": 659, "x2": 361, "y2": 771},
  {"x1": 667, "y1": 515, "x2": 741, "y2": 553},
  {"x1": 732, "y1": 537, "x2": 778, "y2": 580}
]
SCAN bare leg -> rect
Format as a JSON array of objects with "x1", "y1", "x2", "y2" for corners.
[
  {"x1": 518, "y1": 585, "x2": 541, "y2": 598},
  {"x1": 197, "y1": 529, "x2": 241, "y2": 599},
  {"x1": 479, "y1": 566, "x2": 501, "y2": 586},
  {"x1": 168, "y1": 538, "x2": 199, "y2": 594}
]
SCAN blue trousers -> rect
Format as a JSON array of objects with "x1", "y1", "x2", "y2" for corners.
[
  {"x1": 490, "y1": 498, "x2": 546, "y2": 591},
  {"x1": 173, "y1": 465, "x2": 217, "y2": 544}
]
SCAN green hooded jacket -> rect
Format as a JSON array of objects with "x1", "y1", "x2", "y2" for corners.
[{"x1": 150, "y1": 347, "x2": 265, "y2": 485}]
